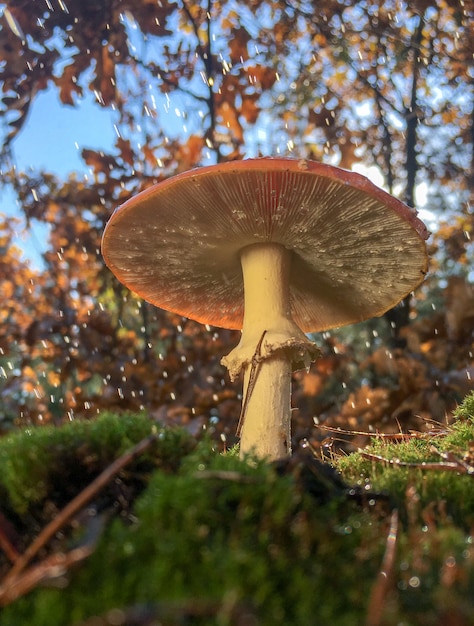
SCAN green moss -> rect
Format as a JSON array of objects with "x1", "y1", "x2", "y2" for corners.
[
  {"x1": 1, "y1": 448, "x2": 383, "y2": 625},
  {"x1": 453, "y1": 390, "x2": 474, "y2": 421},
  {"x1": 378, "y1": 522, "x2": 474, "y2": 626},
  {"x1": 2, "y1": 395, "x2": 474, "y2": 625},
  {"x1": 337, "y1": 392, "x2": 474, "y2": 524},
  {"x1": 0, "y1": 412, "x2": 195, "y2": 523}
]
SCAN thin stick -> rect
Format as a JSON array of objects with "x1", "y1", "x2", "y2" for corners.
[
  {"x1": 0, "y1": 541, "x2": 96, "y2": 607},
  {"x1": 359, "y1": 450, "x2": 466, "y2": 473},
  {"x1": 319, "y1": 425, "x2": 447, "y2": 440},
  {"x1": 0, "y1": 432, "x2": 158, "y2": 592},
  {"x1": 0, "y1": 513, "x2": 20, "y2": 564},
  {"x1": 236, "y1": 330, "x2": 267, "y2": 437},
  {"x1": 366, "y1": 509, "x2": 399, "y2": 626},
  {"x1": 430, "y1": 445, "x2": 474, "y2": 475}
]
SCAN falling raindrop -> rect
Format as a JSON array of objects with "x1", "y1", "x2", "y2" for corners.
[
  {"x1": 57, "y1": 0, "x2": 69, "y2": 13},
  {"x1": 4, "y1": 7, "x2": 26, "y2": 41}
]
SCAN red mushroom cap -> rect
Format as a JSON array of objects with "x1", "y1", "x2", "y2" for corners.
[{"x1": 101, "y1": 158, "x2": 429, "y2": 332}]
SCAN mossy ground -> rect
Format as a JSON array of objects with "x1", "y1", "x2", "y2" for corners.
[
  {"x1": 0, "y1": 393, "x2": 474, "y2": 625},
  {"x1": 337, "y1": 391, "x2": 474, "y2": 526}
]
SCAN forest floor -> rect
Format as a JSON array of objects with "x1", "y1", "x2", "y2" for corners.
[{"x1": 0, "y1": 392, "x2": 473, "y2": 625}]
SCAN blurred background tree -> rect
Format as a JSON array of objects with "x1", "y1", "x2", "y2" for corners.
[{"x1": 0, "y1": 0, "x2": 472, "y2": 451}]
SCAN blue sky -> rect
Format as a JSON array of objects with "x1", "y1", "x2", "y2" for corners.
[
  {"x1": 0, "y1": 86, "x2": 118, "y2": 265},
  {"x1": 9, "y1": 87, "x2": 117, "y2": 178}
]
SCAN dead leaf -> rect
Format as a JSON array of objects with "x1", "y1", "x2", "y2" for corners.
[{"x1": 229, "y1": 27, "x2": 251, "y2": 62}]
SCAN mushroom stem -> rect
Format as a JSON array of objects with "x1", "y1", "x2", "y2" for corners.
[
  {"x1": 240, "y1": 350, "x2": 292, "y2": 459},
  {"x1": 222, "y1": 242, "x2": 319, "y2": 460}
]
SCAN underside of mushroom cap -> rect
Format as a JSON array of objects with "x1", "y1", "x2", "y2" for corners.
[{"x1": 101, "y1": 157, "x2": 429, "y2": 332}]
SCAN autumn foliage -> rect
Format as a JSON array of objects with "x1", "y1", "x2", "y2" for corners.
[{"x1": 0, "y1": 0, "x2": 472, "y2": 448}]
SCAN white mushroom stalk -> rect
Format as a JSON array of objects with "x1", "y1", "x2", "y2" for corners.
[{"x1": 221, "y1": 242, "x2": 319, "y2": 459}]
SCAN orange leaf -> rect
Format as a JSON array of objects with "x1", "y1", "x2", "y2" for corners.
[
  {"x1": 56, "y1": 63, "x2": 83, "y2": 105},
  {"x1": 47, "y1": 371, "x2": 61, "y2": 387},
  {"x1": 229, "y1": 27, "x2": 251, "y2": 63},
  {"x1": 96, "y1": 44, "x2": 116, "y2": 106},
  {"x1": 117, "y1": 138, "x2": 135, "y2": 167},
  {"x1": 239, "y1": 97, "x2": 260, "y2": 124},
  {"x1": 218, "y1": 102, "x2": 243, "y2": 142},
  {"x1": 246, "y1": 66, "x2": 277, "y2": 90},
  {"x1": 81, "y1": 149, "x2": 117, "y2": 175}
]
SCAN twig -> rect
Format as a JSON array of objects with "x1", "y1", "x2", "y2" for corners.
[
  {"x1": 366, "y1": 509, "x2": 399, "y2": 626},
  {"x1": 0, "y1": 536, "x2": 98, "y2": 607},
  {"x1": 359, "y1": 450, "x2": 470, "y2": 474},
  {"x1": 319, "y1": 424, "x2": 448, "y2": 441},
  {"x1": 430, "y1": 445, "x2": 474, "y2": 475},
  {"x1": 236, "y1": 330, "x2": 267, "y2": 437},
  {"x1": 0, "y1": 432, "x2": 159, "y2": 597},
  {"x1": 0, "y1": 513, "x2": 20, "y2": 564}
]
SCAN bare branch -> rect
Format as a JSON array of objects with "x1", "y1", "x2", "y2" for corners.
[{"x1": 0, "y1": 433, "x2": 159, "y2": 603}]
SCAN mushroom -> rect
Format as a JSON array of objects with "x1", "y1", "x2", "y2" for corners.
[{"x1": 101, "y1": 158, "x2": 429, "y2": 460}]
